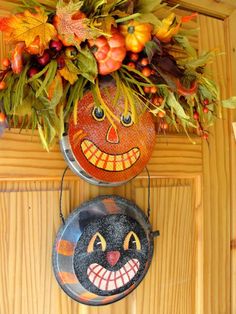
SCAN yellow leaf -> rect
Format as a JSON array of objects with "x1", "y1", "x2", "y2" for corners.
[
  {"x1": 2, "y1": 8, "x2": 56, "y2": 52},
  {"x1": 59, "y1": 60, "x2": 79, "y2": 85}
]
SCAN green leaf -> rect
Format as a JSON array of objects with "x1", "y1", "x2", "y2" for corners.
[
  {"x1": 136, "y1": 0, "x2": 163, "y2": 13},
  {"x1": 13, "y1": 93, "x2": 34, "y2": 115},
  {"x1": 64, "y1": 77, "x2": 86, "y2": 119},
  {"x1": 27, "y1": 64, "x2": 49, "y2": 83},
  {"x1": 37, "y1": 123, "x2": 49, "y2": 152},
  {"x1": 167, "y1": 92, "x2": 190, "y2": 120},
  {"x1": 173, "y1": 34, "x2": 197, "y2": 59},
  {"x1": 137, "y1": 13, "x2": 161, "y2": 25},
  {"x1": 1, "y1": 73, "x2": 15, "y2": 114},
  {"x1": 222, "y1": 97, "x2": 236, "y2": 109},
  {"x1": 116, "y1": 13, "x2": 141, "y2": 23},
  {"x1": 180, "y1": 51, "x2": 217, "y2": 70},
  {"x1": 12, "y1": 64, "x2": 30, "y2": 111},
  {"x1": 36, "y1": 60, "x2": 58, "y2": 98},
  {"x1": 145, "y1": 40, "x2": 161, "y2": 63},
  {"x1": 77, "y1": 46, "x2": 98, "y2": 82},
  {"x1": 48, "y1": 74, "x2": 63, "y2": 107}
]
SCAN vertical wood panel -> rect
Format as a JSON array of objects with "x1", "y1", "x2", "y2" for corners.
[
  {"x1": 134, "y1": 181, "x2": 198, "y2": 314},
  {"x1": 0, "y1": 190, "x2": 70, "y2": 314},
  {"x1": 225, "y1": 9, "x2": 236, "y2": 314},
  {"x1": 0, "y1": 177, "x2": 202, "y2": 314},
  {"x1": 199, "y1": 16, "x2": 231, "y2": 314}
]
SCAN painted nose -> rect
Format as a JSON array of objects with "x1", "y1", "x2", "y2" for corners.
[
  {"x1": 106, "y1": 125, "x2": 119, "y2": 144},
  {"x1": 106, "y1": 251, "x2": 120, "y2": 266}
]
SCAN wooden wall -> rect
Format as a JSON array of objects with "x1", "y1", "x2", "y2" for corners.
[{"x1": 0, "y1": 1, "x2": 235, "y2": 314}]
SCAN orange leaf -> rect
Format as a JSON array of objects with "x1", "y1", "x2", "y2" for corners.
[
  {"x1": 55, "y1": 0, "x2": 101, "y2": 47},
  {"x1": 181, "y1": 13, "x2": 198, "y2": 23},
  {"x1": 0, "y1": 8, "x2": 56, "y2": 53}
]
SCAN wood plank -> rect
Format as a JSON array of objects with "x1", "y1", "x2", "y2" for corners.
[
  {"x1": 0, "y1": 130, "x2": 203, "y2": 180},
  {"x1": 225, "y1": 10, "x2": 236, "y2": 314},
  {"x1": 134, "y1": 181, "x2": 199, "y2": 314},
  {"x1": 198, "y1": 15, "x2": 231, "y2": 314},
  {"x1": 167, "y1": 0, "x2": 236, "y2": 19},
  {"x1": 0, "y1": 190, "x2": 72, "y2": 314},
  {"x1": 0, "y1": 177, "x2": 202, "y2": 314}
]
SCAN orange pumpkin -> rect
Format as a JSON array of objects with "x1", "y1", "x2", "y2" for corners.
[
  {"x1": 61, "y1": 82, "x2": 156, "y2": 185},
  {"x1": 89, "y1": 28, "x2": 126, "y2": 75},
  {"x1": 119, "y1": 20, "x2": 153, "y2": 53}
]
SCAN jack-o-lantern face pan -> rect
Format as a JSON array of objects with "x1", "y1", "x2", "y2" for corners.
[
  {"x1": 61, "y1": 82, "x2": 156, "y2": 185},
  {"x1": 52, "y1": 195, "x2": 154, "y2": 306}
]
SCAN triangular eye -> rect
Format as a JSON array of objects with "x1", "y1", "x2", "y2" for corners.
[
  {"x1": 128, "y1": 234, "x2": 138, "y2": 250},
  {"x1": 123, "y1": 231, "x2": 141, "y2": 251},
  {"x1": 87, "y1": 232, "x2": 106, "y2": 253}
]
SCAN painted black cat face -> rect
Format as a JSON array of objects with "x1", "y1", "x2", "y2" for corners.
[
  {"x1": 53, "y1": 195, "x2": 155, "y2": 306},
  {"x1": 73, "y1": 214, "x2": 149, "y2": 296}
]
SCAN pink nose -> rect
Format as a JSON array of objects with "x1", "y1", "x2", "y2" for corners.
[
  {"x1": 106, "y1": 125, "x2": 119, "y2": 144},
  {"x1": 106, "y1": 251, "x2": 120, "y2": 266}
]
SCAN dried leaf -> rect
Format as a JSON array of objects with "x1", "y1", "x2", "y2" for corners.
[
  {"x1": 59, "y1": 59, "x2": 79, "y2": 84},
  {"x1": 48, "y1": 73, "x2": 63, "y2": 107},
  {"x1": 56, "y1": 0, "x2": 102, "y2": 47},
  {"x1": 0, "y1": 8, "x2": 56, "y2": 52}
]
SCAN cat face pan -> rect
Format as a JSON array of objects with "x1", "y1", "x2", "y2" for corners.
[{"x1": 73, "y1": 215, "x2": 149, "y2": 296}]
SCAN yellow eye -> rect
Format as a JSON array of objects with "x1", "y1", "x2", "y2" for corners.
[
  {"x1": 87, "y1": 232, "x2": 106, "y2": 253},
  {"x1": 92, "y1": 107, "x2": 105, "y2": 121},
  {"x1": 123, "y1": 231, "x2": 141, "y2": 251},
  {"x1": 121, "y1": 112, "x2": 133, "y2": 127}
]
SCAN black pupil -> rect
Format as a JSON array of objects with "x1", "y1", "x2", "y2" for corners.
[
  {"x1": 122, "y1": 114, "x2": 132, "y2": 125},
  {"x1": 94, "y1": 107, "x2": 104, "y2": 119},
  {"x1": 94, "y1": 236, "x2": 102, "y2": 250},
  {"x1": 128, "y1": 234, "x2": 137, "y2": 250}
]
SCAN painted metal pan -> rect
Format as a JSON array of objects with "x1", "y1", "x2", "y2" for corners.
[
  {"x1": 60, "y1": 82, "x2": 156, "y2": 186},
  {"x1": 52, "y1": 195, "x2": 157, "y2": 306}
]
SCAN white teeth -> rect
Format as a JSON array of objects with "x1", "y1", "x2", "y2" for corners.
[
  {"x1": 99, "y1": 279, "x2": 107, "y2": 290},
  {"x1": 109, "y1": 272, "x2": 115, "y2": 281},
  {"x1": 89, "y1": 272, "x2": 96, "y2": 283},
  {"x1": 116, "y1": 277, "x2": 123, "y2": 288},
  {"x1": 124, "y1": 263, "x2": 131, "y2": 272},
  {"x1": 128, "y1": 269, "x2": 136, "y2": 279},
  {"x1": 122, "y1": 274, "x2": 130, "y2": 285},
  {"x1": 87, "y1": 259, "x2": 140, "y2": 291},
  {"x1": 103, "y1": 270, "x2": 110, "y2": 280},
  {"x1": 107, "y1": 281, "x2": 116, "y2": 291},
  {"x1": 93, "y1": 275, "x2": 102, "y2": 287},
  {"x1": 99, "y1": 267, "x2": 107, "y2": 277}
]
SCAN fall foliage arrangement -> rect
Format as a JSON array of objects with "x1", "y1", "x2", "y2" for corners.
[{"x1": 0, "y1": 0, "x2": 224, "y2": 149}]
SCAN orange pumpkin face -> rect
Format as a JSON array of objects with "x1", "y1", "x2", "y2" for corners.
[{"x1": 61, "y1": 83, "x2": 156, "y2": 185}]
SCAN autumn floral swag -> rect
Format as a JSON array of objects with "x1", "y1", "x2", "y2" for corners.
[{"x1": 0, "y1": 0, "x2": 234, "y2": 150}]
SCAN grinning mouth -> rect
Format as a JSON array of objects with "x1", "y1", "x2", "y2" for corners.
[
  {"x1": 87, "y1": 259, "x2": 140, "y2": 291},
  {"x1": 81, "y1": 139, "x2": 140, "y2": 172}
]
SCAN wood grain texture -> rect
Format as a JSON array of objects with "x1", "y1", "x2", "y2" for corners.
[
  {"x1": 0, "y1": 177, "x2": 202, "y2": 314},
  {"x1": 134, "y1": 180, "x2": 200, "y2": 314},
  {"x1": 0, "y1": 130, "x2": 203, "y2": 180},
  {"x1": 167, "y1": 0, "x2": 236, "y2": 18},
  {"x1": 0, "y1": 2, "x2": 234, "y2": 314},
  {"x1": 0, "y1": 190, "x2": 72, "y2": 314},
  {"x1": 198, "y1": 15, "x2": 231, "y2": 314},
  {"x1": 225, "y1": 10, "x2": 236, "y2": 314}
]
